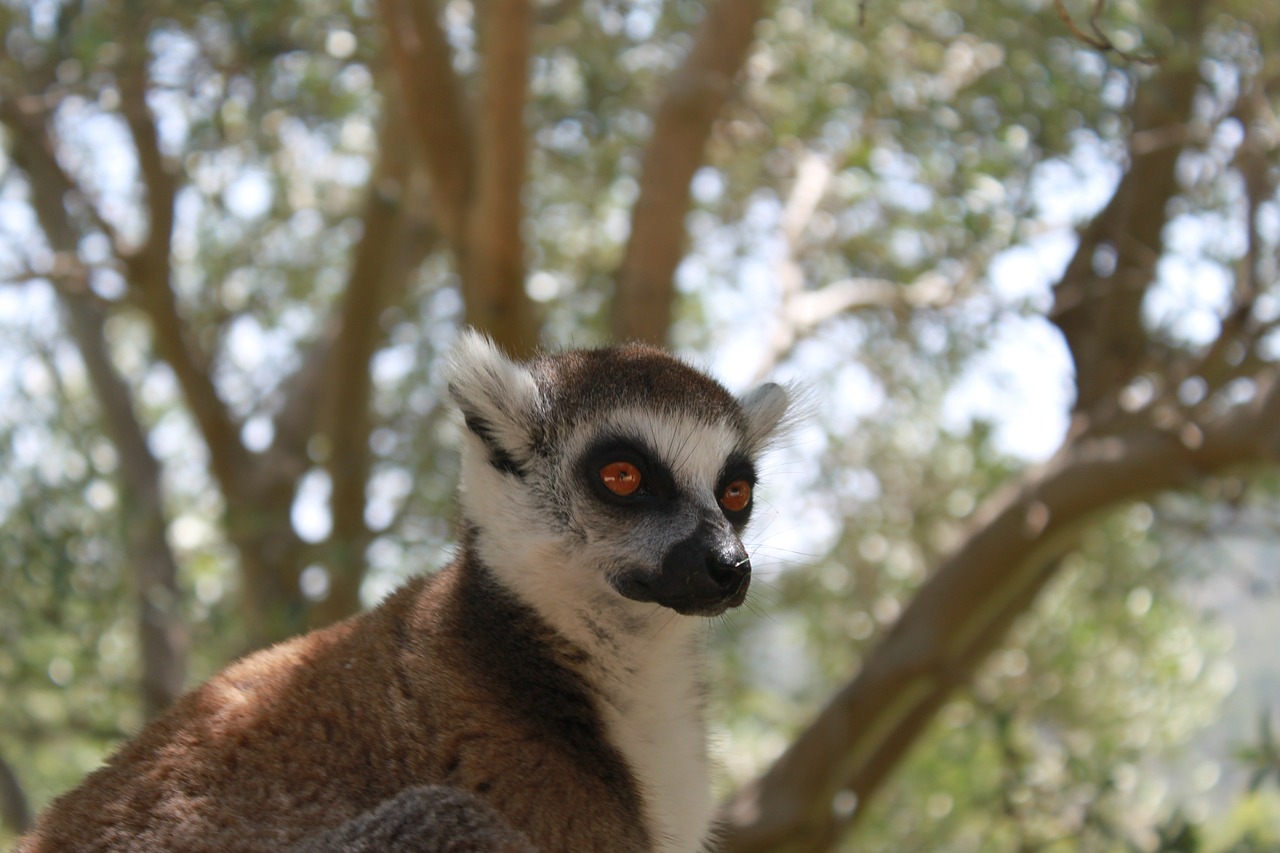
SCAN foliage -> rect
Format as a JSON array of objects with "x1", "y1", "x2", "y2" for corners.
[
  {"x1": 0, "y1": 318, "x2": 138, "y2": 810},
  {"x1": 2, "y1": 0, "x2": 1280, "y2": 849}
]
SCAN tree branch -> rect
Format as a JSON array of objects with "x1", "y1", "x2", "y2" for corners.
[
  {"x1": 314, "y1": 118, "x2": 440, "y2": 627},
  {"x1": 613, "y1": 0, "x2": 768, "y2": 345},
  {"x1": 721, "y1": 370, "x2": 1280, "y2": 853},
  {"x1": 1176, "y1": 82, "x2": 1276, "y2": 397},
  {"x1": 0, "y1": 99, "x2": 111, "y2": 277},
  {"x1": 126, "y1": 254, "x2": 247, "y2": 494},
  {"x1": 755, "y1": 150, "x2": 967, "y2": 379},
  {"x1": 117, "y1": 10, "x2": 176, "y2": 268},
  {"x1": 0, "y1": 749, "x2": 31, "y2": 837},
  {"x1": 262, "y1": 114, "x2": 422, "y2": 491},
  {"x1": 723, "y1": 9, "x2": 1229, "y2": 847},
  {"x1": 1230, "y1": 77, "x2": 1272, "y2": 310},
  {"x1": 61, "y1": 293, "x2": 189, "y2": 717},
  {"x1": 461, "y1": 0, "x2": 538, "y2": 357},
  {"x1": 378, "y1": 0, "x2": 538, "y2": 354},
  {"x1": 377, "y1": 0, "x2": 475, "y2": 246},
  {"x1": 759, "y1": 151, "x2": 834, "y2": 373},
  {"x1": 103, "y1": 19, "x2": 246, "y2": 495},
  {"x1": 1049, "y1": 9, "x2": 1204, "y2": 426},
  {"x1": 1052, "y1": 0, "x2": 1159, "y2": 65}
]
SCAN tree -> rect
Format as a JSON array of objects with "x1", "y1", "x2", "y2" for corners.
[{"x1": 1, "y1": 0, "x2": 1278, "y2": 849}]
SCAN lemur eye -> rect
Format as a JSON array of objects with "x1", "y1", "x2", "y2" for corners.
[
  {"x1": 600, "y1": 461, "x2": 643, "y2": 496},
  {"x1": 720, "y1": 480, "x2": 752, "y2": 513}
]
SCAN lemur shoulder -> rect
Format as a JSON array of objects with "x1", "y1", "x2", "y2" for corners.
[{"x1": 17, "y1": 331, "x2": 792, "y2": 853}]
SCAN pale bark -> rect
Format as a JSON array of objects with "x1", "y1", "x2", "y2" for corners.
[
  {"x1": 462, "y1": 0, "x2": 538, "y2": 356},
  {"x1": 1049, "y1": 59, "x2": 1200, "y2": 424},
  {"x1": 314, "y1": 118, "x2": 439, "y2": 627},
  {"x1": 380, "y1": 0, "x2": 538, "y2": 356},
  {"x1": 755, "y1": 151, "x2": 971, "y2": 381},
  {"x1": 378, "y1": 0, "x2": 475, "y2": 245},
  {"x1": 62, "y1": 296, "x2": 190, "y2": 716},
  {"x1": 225, "y1": 117, "x2": 439, "y2": 642},
  {"x1": 116, "y1": 29, "x2": 249, "y2": 498},
  {"x1": 613, "y1": 0, "x2": 767, "y2": 345}
]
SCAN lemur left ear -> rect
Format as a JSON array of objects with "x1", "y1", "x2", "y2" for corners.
[
  {"x1": 445, "y1": 330, "x2": 542, "y2": 477},
  {"x1": 738, "y1": 382, "x2": 792, "y2": 453}
]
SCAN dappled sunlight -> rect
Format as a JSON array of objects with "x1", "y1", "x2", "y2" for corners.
[{"x1": 5, "y1": 0, "x2": 1280, "y2": 849}]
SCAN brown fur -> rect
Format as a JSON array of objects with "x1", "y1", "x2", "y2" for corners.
[
  {"x1": 17, "y1": 551, "x2": 647, "y2": 852},
  {"x1": 291, "y1": 786, "x2": 536, "y2": 852}
]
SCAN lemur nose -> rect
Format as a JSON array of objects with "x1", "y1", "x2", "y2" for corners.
[{"x1": 706, "y1": 551, "x2": 751, "y2": 592}]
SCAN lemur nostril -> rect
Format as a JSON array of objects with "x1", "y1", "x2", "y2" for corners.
[{"x1": 707, "y1": 554, "x2": 751, "y2": 590}]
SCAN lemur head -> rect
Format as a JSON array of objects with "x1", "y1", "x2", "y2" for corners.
[{"x1": 445, "y1": 330, "x2": 791, "y2": 621}]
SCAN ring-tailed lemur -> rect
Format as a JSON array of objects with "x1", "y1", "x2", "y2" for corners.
[{"x1": 18, "y1": 330, "x2": 792, "y2": 853}]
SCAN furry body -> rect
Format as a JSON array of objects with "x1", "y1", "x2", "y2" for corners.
[
  {"x1": 18, "y1": 334, "x2": 790, "y2": 852},
  {"x1": 20, "y1": 559, "x2": 643, "y2": 851}
]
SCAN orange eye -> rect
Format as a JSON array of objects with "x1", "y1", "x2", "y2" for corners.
[
  {"x1": 600, "y1": 461, "x2": 643, "y2": 497},
  {"x1": 720, "y1": 480, "x2": 752, "y2": 513}
]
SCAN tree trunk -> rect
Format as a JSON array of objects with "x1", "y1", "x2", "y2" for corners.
[
  {"x1": 61, "y1": 296, "x2": 189, "y2": 716},
  {"x1": 613, "y1": 0, "x2": 767, "y2": 345},
  {"x1": 315, "y1": 119, "x2": 440, "y2": 629},
  {"x1": 381, "y1": 0, "x2": 540, "y2": 357}
]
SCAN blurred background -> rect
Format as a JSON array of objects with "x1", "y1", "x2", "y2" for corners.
[{"x1": 1, "y1": 0, "x2": 1279, "y2": 849}]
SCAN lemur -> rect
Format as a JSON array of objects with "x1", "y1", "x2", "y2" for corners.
[{"x1": 17, "y1": 330, "x2": 792, "y2": 853}]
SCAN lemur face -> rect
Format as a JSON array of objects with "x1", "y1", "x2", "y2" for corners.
[
  {"x1": 566, "y1": 409, "x2": 758, "y2": 616},
  {"x1": 446, "y1": 331, "x2": 790, "y2": 619}
]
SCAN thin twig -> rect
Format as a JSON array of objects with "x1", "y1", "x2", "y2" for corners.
[{"x1": 1053, "y1": 0, "x2": 1160, "y2": 65}]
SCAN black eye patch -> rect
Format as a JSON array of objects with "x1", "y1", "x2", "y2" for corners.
[
  {"x1": 579, "y1": 437, "x2": 678, "y2": 507},
  {"x1": 716, "y1": 454, "x2": 756, "y2": 493}
]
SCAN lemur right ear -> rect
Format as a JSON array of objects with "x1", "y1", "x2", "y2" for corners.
[
  {"x1": 444, "y1": 330, "x2": 542, "y2": 477},
  {"x1": 738, "y1": 382, "x2": 792, "y2": 453}
]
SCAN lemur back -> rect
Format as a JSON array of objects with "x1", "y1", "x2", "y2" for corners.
[{"x1": 17, "y1": 332, "x2": 791, "y2": 853}]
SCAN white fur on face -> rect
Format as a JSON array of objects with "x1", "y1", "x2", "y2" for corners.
[
  {"x1": 444, "y1": 331, "x2": 543, "y2": 469},
  {"x1": 451, "y1": 353, "x2": 791, "y2": 639},
  {"x1": 457, "y1": 408, "x2": 745, "y2": 637},
  {"x1": 563, "y1": 407, "x2": 742, "y2": 574}
]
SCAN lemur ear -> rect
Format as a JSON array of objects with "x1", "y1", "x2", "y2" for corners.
[
  {"x1": 445, "y1": 330, "x2": 542, "y2": 477},
  {"x1": 738, "y1": 382, "x2": 792, "y2": 453}
]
